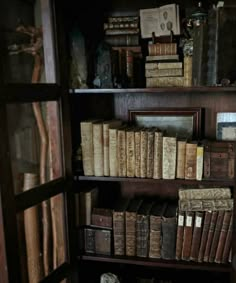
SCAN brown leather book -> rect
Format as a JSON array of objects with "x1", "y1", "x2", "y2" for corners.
[
  {"x1": 190, "y1": 211, "x2": 204, "y2": 261},
  {"x1": 113, "y1": 198, "x2": 130, "y2": 256},
  {"x1": 203, "y1": 211, "x2": 218, "y2": 262},
  {"x1": 125, "y1": 198, "x2": 143, "y2": 256},
  {"x1": 148, "y1": 42, "x2": 177, "y2": 56},
  {"x1": 222, "y1": 213, "x2": 233, "y2": 263},
  {"x1": 117, "y1": 126, "x2": 127, "y2": 177},
  {"x1": 197, "y1": 211, "x2": 212, "y2": 262},
  {"x1": 149, "y1": 201, "x2": 167, "y2": 258},
  {"x1": 209, "y1": 210, "x2": 225, "y2": 263},
  {"x1": 215, "y1": 210, "x2": 232, "y2": 263},
  {"x1": 91, "y1": 208, "x2": 113, "y2": 228},
  {"x1": 175, "y1": 210, "x2": 185, "y2": 260},
  {"x1": 181, "y1": 211, "x2": 194, "y2": 261},
  {"x1": 176, "y1": 140, "x2": 186, "y2": 179},
  {"x1": 184, "y1": 142, "x2": 197, "y2": 180}
]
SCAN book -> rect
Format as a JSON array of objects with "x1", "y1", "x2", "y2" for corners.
[
  {"x1": 145, "y1": 68, "x2": 183, "y2": 78},
  {"x1": 136, "y1": 199, "x2": 154, "y2": 257},
  {"x1": 222, "y1": 213, "x2": 233, "y2": 263},
  {"x1": 103, "y1": 120, "x2": 122, "y2": 176},
  {"x1": 148, "y1": 42, "x2": 177, "y2": 56},
  {"x1": 146, "y1": 54, "x2": 179, "y2": 62},
  {"x1": 196, "y1": 145, "x2": 204, "y2": 181},
  {"x1": 146, "y1": 76, "x2": 184, "y2": 87},
  {"x1": 95, "y1": 229, "x2": 112, "y2": 255},
  {"x1": 113, "y1": 198, "x2": 130, "y2": 256},
  {"x1": 83, "y1": 227, "x2": 96, "y2": 253},
  {"x1": 146, "y1": 128, "x2": 155, "y2": 178},
  {"x1": 117, "y1": 126, "x2": 127, "y2": 177},
  {"x1": 198, "y1": 211, "x2": 212, "y2": 262},
  {"x1": 79, "y1": 187, "x2": 98, "y2": 225},
  {"x1": 181, "y1": 211, "x2": 194, "y2": 261},
  {"x1": 153, "y1": 131, "x2": 163, "y2": 179},
  {"x1": 109, "y1": 125, "x2": 123, "y2": 176},
  {"x1": 161, "y1": 201, "x2": 178, "y2": 260},
  {"x1": 93, "y1": 121, "x2": 104, "y2": 176},
  {"x1": 108, "y1": 16, "x2": 139, "y2": 24},
  {"x1": 104, "y1": 34, "x2": 139, "y2": 47},
  {"x1": 80, "y1": 120, "x2": 99, "y2": 176},
  {"x1": 175, "y1": 210, "x2": 185, "y2": 260},
  {"x1": 125, "y1": 198, "x2": 143, "y2": 256},
  {"x1": 179, "y1": 199, "x2": 233, "y2": 211},
  {"x1": 126, "y1": 127, "x2": 135, "y2": 177},
  {"x1": 134, "y1": 128, "x2": 142, "y2": 178},
  {"x1": 162, "y1": 136, "x2": 176, "y2": 179},
  {"x1": 140, "y1": 128, "x2": 148, "y2": 178},
  {"x1": 140, "y1": 4, "x2": 180, "y2": 38},
  {"x1": 91, "y1": 208, "x2": 113, "y2": 228},
  {"x1": 176, "y1": 140, "x2": 186, "y2": 179},
  {"x1": 215, "y1": 210, "x2": 232, "y2": 263},
  {"x1": 149, "y1": 201, "x2": 167, "y2": 258},
  {"x1": 104, "y1": 22, "x2": 139, "y2": 30},
  {"x1": 190, "y1": 211, "x2": 204, "y2": 261},
  {"x1": 145, "y1": 62, "x2": 183, "y2": 70},
  {"x1": 203, "y1": 211, "x2": 218, "y2": 262},
  {"x1": 105, "y1": 28, "x2": 140, "y2": 36},
  {"x1": 184, "y1": 56, "x2": 193, "y2": 87},
  {"x1": 184, "y1": 142, "x2": 197, "y2": 180}
]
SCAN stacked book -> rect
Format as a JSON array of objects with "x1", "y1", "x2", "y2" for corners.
[
  {"x1": 145, "y1": 42, "x2": 184, "y2": 87},
  {"x1": 176, "y1": 186, "x2": 233, "y2": 263},
  {"x1": 103, "y1": 15, "x2": 142, "y2": 87}
]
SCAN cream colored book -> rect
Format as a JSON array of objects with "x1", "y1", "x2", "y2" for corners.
[
  {"x1": 145, "y1": 62, "x2": 183, "y2": 70},
  {"x1": 162, "y1": 136, "x2": 177, "y2": 179},
  {"x1": 140, "y1": 128, "x2": 148, "y2": 178},
  {"x1": 146, "y1": 128, "x2": 155, "y2": 178},
  {"x1": 185, "y1": 142, "x2": 197, "y2": 180},
  {"x1": 134, "y1": 128, "x2": 141, "y2": 178},
  {"x1": 176, "y1": 140, "x2": 187, "y2": 179},
  {"x1": 80, "y1": 119, "x2": 99, "y2": 176},
  {"x1": 109, "y1": 126, "x2": 121, "y2": 177},
  {"x1": 146, "y1": 76, "x2": 184, "y2": 87},
  {"x1": 145, "y1": 67, "x2": 183, "y2": 78},
  {"x1": 126, "y1": 127, "x2": 135, "y2": 177},
  {"x1": 103, "y1": 120, "x2": 122, "y2": 176},
  {"x1": 93, "y1": 121, "x2": 104, "y2": 176},
  {"x1": 118, "y1": 126, "x2": 127, "y2": 177},
  {"x1": 196, "y1": 145, "x2": 204, "y2": 181},
  {"x1": 184, "y1": 56, "x2": 193, "y2": 87},
  {"x1": 153, "y1": 131, "x2": 163, "y2": 179}
]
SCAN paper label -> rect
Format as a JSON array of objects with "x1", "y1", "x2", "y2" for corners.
[
  {"x1": 186, "y1": 215, "x2": 192, "y2": 227},
  {"x1": 196, "y1": 216, "x2": 202, "y2": 228},
  {"x1": 178, "y1": 215, "x2": 184, "y2": 226}
]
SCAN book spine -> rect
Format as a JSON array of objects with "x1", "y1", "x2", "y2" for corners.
[
  {"x1": 148, "y1": 43, "x2": 177, "y2": 56},
  {"x1": 196, "y1": 146, "x2": 204, "y2": 180},
  {"x1": 113, "y1": 211, "x2": 126, "y2": 256},
  {"x1": 145, "y1": 68, "x2": 183, "y2": 78},
  {"x1": 84, "y1": 228, "x2": 96, "y2": 253},
  {"x1": 197, "y1": 211, "x2": 212, "y2": 262},
  {"x1": 136, "y1": 215, "x2": 150, "y2": 257},
  {"x1": 140, "y1": 129, "x2": 148, "y2": 178},
  {"x1": 104, "y1": 22, "x2": 139, "y2": 29},
  {"x1": 176, "y1": 141, "x2": 186, "y2": 179},
  {"x1": 109, "y1": 128, "x2": 118, "y2": 176},
  {"x1": 146, "y1": 77, "x2": 184, "y2": 87},
  {"x1": 126, "y1": 129, "x2": 135, "y2": 177},
  {"x1": 103, "y1": 123, "x2": 110, "y2": 176},
  {"x1": 149, "y1": 215, "x2": 162, "y2": 258},
  {"x1": 179, "y1": 188, "x2": 231, "y2": 200},
  {"x1": 190, "y1": 211, "x2": 204, "y2": 261},
  {"x1": 95, "y1": 229, "x2": 111, "y2": 255},
  {"x1": 181, "y1": 211, "x2": 194, "y2": 261},
  {"x1": 146, "y1": 62, "x2": 183, "y2": 70},
  {"x1": 162, "y1": 137, "x2": 176, "y2": 180},
  {"x1": 104, "y1": 34, "x2": 139, "y2": 47},
  {"x1": 222, "y1": 213, "x2": 233, "y2": 263},
  {"x1": 161, "y1": 217, "x2": 177, "y2": 260},
  {"x1": 146, "y1": 130, "x2": 154, "y2": 178},
  {"x1": 135, "y1": 130, "x2": 141, "y2": 177},
  {"x1": 118, "y1": 128, "x2": 127, "y2": 177},
  {"x1": 184, "y1": 56, "x2": 193, "y2": 87},
  {"x1": 153, "y1": 132, "x2": 163, "y2": 179},
  {"x1": 125, "y1": 211, "x2": 137, "y2": 256},
  {"x1": 93, "y1": 123, "x2": 104, "y2": 176},
  {"x1": 175, "y1": 210, "x2": 185, "y2": 260},
  {"x1": 105, "y1": 28, "x2": 140, "y2": 35},
  {"x1": 179, "y1": 199, "x2": 233, "y2": 211},
  {"x1": 184, "y1": 143, "x2": 197, "y2": 180},
  {"x1": 108, "y1": 16, "x2": 139, "y2": 23}
]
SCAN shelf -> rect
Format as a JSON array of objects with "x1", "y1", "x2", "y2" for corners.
[
  {"x1": 74, "y1": 175, "x2": 235, "y2": 186},
  {"x1": 69, "y1": 87, "x2": 236, "y2": 95},
  {"x1": 79, "y1": 254, "x2": 231, "y2": 273}
]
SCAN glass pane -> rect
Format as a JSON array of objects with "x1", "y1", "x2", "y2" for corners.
[
  {"x1": 17, "y1": 193, "x2": 67, "y2": 283},
  {"x1": 0, "y1": 0, "x2": 56, "y2": 83},
  {"x1": 7, "y1": 101, "x2": 63, "y2": 194}
]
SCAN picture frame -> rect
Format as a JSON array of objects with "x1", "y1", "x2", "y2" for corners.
[
  {"x1": 129, "y1": 107, "x2": 203, "y2": 139},
  {"x1": 216, "y1": 112, "x2": 236, "y2": 141}
]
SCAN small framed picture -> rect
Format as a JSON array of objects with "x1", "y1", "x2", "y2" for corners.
[
  {"x1": 129, "y1": 107, "x2": 203, "y2": 139},
  {"x1": 216, "y1": 112, "x2": 236, "y2": 140}
]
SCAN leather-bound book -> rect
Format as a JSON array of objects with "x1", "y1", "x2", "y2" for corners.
[
  {"x1": 176, "y1": 140, "x2": 186, "y2": 179},
  {"x1": 184, "y1": 56, "x2": 192, "y2": 87},
  {"x1": 125, "y1": 198, "x2": 143, "y2": 256},
  {"x1": 181, "y1": 211, "x2": 194, "y2": 261},
  {"x1": 134, "y1": 128, "x2": 141, "y2": 178},
  {"x1": 146, "y1": 76, "x2": 184, "y2": 87},
  {"x1": 179, "y1": 199, "x2": 233, "y2": 212},
  {"x1": 113, "y1": 198, "x2": 130, "y2": 256},
  {"x1": 117, "y1": 126, "x2": 127, "y2": 177},
  {"x1": 126, "y1": 127, "x2": 135, "y2": 177},
  {"x1": 203, "y1": 211, "x2": 218, "y2": 262},
  {"x1": 190, "y1": 211, "x2": 204, "y2": 261},
  {"x1": 184, "y1": 142, "x2": 197, "y2": 180},
  {"x1": 161, "y1": 202, "x2": 178, "y2": 260},
  {"x1": 175, "y1": 210, "x2": 185, "y2": 260},
  {"x1": 215, "y1": 210, "x2": 232, "y2": 263},
  {"x1": 95, "y1": 228, "x2": 112, "y2": 255},
  {"x1": 203, "y1": 141, "x2": 235, "y2": 180},
  {"x1": 92, "y1": 208, "x2": 113, "y2": 228},
  {"x1": 198, "y1": 211, "x2": 212, "y2": 262},
  {"x1": 153, "y1": 131, "x2": 163, "y2": 179},
  {"x1": 146, "y1": 128, "x2": 155, "y2": 178},
  {"x1": 209, "y1": 210, "x2": 225, "y2": 263},
  {"x1": 222, "y1": 212, "x2": 233, "y2": 263},
  {"x1": 162, "y1": 136, "x2": 177, "y2": 180},
  {"x1": 149, "y1": 201, "x2": 167, "y2": 258},
  {"x1": 93, "y1": 121, "x2": 104, "y2": 176},
  {"x1": 84, "y1": 227, "x2": 96, "y2": 254},
  {"x1": 148, "y1": 42, "x2": 177, "y2": 56},
  {"x1": 79, "y1": 187, "x2": 98, "y2": 225},
  {"x1": 136, "y1": 199, "x2": 154, "y2": 257},
  {"x1": 140, "y1": 128, "x2": 148, "y2": 178}
]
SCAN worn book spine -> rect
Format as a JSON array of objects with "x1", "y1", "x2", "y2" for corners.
[
  {"x1": 109, "y1": 128, "x2": 118, "y2": 176},
  {"x1": 215, "y1": 210, "x2": 232, "y2": 263},
  {"x1": 146, "y1": 77, "x2": 184, "y2": 87},
  {"x1": 113, "y1": 211, "x2": 126, "y2": 256},
  {"x1": 80, "y1": 187, "x2": 98, "y2": 226},
  {"x1": 203, "y1": 211, "x2": 218, "y2": 262},
  {"x1": 178, "y1": 187, "x2": 231, "y2": 200},
  {"x1": 184, "y1": 56, "x2": 193, "y2": 87},
  {"x1": 135, "y1": 129, "x2": 141, "y2": 177},
  {"x1": 104, "y1": 22, "x2": 139, "y2": 29},
  {"x1": 118, "y1": 127, "x2": 127, "y2": 177},
  {"x1": 84, "y1": 228, "x2": 96, "y2": 253},
  {"x1": 125, "y1": 211, "x2": 137, "y2": 256},
  {"x1": 198, "y1": 211, "x2": 212, "y2": 262},
  {"x1": 149, "y1": 214, "x2": 162, "y2": 258},
  {"x1": 179, "y1": 199, "x2": 233, "y2": 211},
  {"x1": 104, "y1": 34, "x2": 139, "y2": 47},
  {"x1": 181, "y1": 211, "x2": 194, "y2": 261},
  {"x1": 146, "y1": 54, "x2": 179, "y2": 62},
  {"x1": 153, "y1": 131, "x2": 163, "y2": 179},
  {"x1": 222, "y1": 212, "x2": 233, "y2": 263},
  {"x1": 176, "y1": 141, "x2": 186, "y2": 179},
  {"x1": 209, "y1": 210, "x2": 225, "y2": 263},
  {"x1": 146, "y1": 129, "x2": 155, "y2": 178},
  {"x1": 105, "y1": 28, "x2": 140, "y2": 35},
  {"x1": 95, "y1": 229, "x2": 111, "y2": 255},
  {"x1": 140, "y1": 129, "x2": 148, "y2": 178},
  {"x1": 190, "y1": 211, "x2": 204, "y2": 261},
  {"x1": 108, "y1": 16, "x2": 139, "y2": 23},
  {"x1": 145, "y1": 68, "x2": 183, "y2": 78},
  {"x1": 93, "y1": 123, "x2": 104, "y2": 176},
  {"x1": 175, "y1": 210, "x2": 185, "y2": 260},
  {"x1": 184, "y1": 143, "x2": 197, "y2": 180},
  {"x1": 196, "y1": 145, "x2": 204, "y2": 181},
  {"x1": 145, "y1": 62, "x2": 183, "y2": 70},
  {"x1": 126, "y1": 128, "x2": 135, "y2": 177},
  {"x1": 148, "y1": 43, "x2": 177, "y2": 56},
  {"x1": 136, "y1": 215, "x2": 150, "y2": 257},
  {"x1": 162, "y1": 136, "x2": 177, "y2": 180}
]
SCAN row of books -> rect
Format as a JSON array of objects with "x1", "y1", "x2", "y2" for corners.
[{"x1": 78, "y1": 186, "x2": 233, "y2": 264}]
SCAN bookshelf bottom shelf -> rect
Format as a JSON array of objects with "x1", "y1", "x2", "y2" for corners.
[{"x1": 79, "y1": 254, "x2": 231, "y2": 272}]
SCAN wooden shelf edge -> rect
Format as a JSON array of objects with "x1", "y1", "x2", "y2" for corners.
[
  {"x1": 69, "y1": 87, "x2": 236, "y2": 94},
  {"x1": 79, "y1": 254, "x2": 231, "y2": 272},
  {"x1": 74, "y1": 175, "x2": 234, "y2": 186}
]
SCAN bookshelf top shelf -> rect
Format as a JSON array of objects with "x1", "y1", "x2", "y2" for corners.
[{"x1": 69, "y1": 87, "x2": 236, "y2": 94}]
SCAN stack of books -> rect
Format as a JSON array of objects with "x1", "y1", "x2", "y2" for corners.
[{"x1": 145, "y1": 42, "x2": 184, "y2": 87}]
